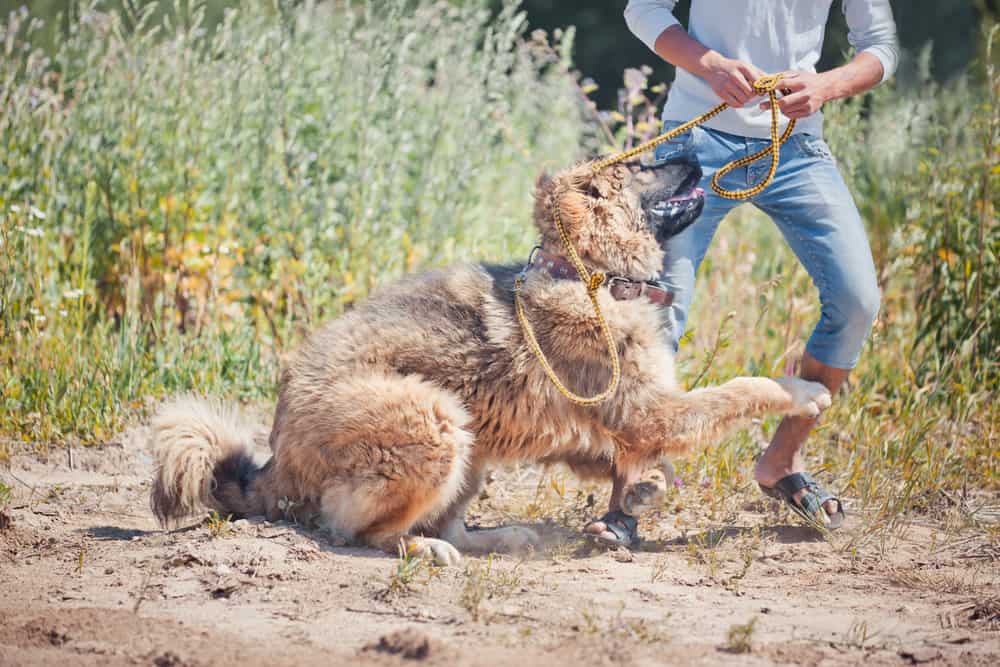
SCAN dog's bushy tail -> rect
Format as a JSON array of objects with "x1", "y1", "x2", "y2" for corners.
[{"x1": 150, "y1": 396, "x2": 267, "y2": 526}]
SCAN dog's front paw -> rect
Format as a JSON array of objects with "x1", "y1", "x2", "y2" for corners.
[{"x1": 776, "y1": 377, "x2": 832, "y2": 418}]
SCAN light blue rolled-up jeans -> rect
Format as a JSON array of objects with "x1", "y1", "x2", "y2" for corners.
[{"x1": 654, "y1": 121, "x2": 880, "y2": 370}]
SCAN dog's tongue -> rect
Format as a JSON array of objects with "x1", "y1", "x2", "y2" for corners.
[{"x1": 668, "y1": 187, "x2": 704, "y2": 203}]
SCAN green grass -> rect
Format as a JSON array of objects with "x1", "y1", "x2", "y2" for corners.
[
  {"x1": 0, "y1": 2, "x2": 998, "y2": 558},
  {"x1": 0, "y1": 0, "x2": 584, "y2": 443}
]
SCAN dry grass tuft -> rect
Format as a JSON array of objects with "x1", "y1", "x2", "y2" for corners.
[
  {"x1": 959, "y1": 596, "x2": 1000, "y2": 631},
  {"x1": 885, "y1": 567, "x2": 983, "y2": 595},
  {"x1": 374, "y1": 542, "x2": 443, "y2": 601},
  {"x1": 722, "y1": 617, "x2": 757, "y2": 654},
  {"x1": 459, "y1": 554, "x2": 524, "y2": 622}
]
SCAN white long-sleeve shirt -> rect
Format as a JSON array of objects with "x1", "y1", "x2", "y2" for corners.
[{"x1": 624, "y1": 0, "x2": 899, "y2": 138}]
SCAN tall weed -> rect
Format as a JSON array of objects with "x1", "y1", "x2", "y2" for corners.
[{"x1": 0, "y1": 0, "x2": 584, "y2": 443}]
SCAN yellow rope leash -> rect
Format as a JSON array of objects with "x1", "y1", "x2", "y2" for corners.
[
  {"x1": 516, "y1": 74, "x2": 794, "y2": 406},
  {"x1": 591, "y1": 73, "x2": 796, "y2": 199},
  {"x1": 514, "y1": 189, "x2": 622, "y2": 406}
]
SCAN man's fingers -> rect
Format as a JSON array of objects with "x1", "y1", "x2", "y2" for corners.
[
  {"x1": 778, "y1": 74, "x2": 808, "y2": 92},
  {"x1": 730, "y1": 75, "x2": 754, "y2": 101},
  {"x1": 739, "y1": 63, "x2": 768, "y2": 86},
  {"x1": 723, "y1": 84, "x2": 748, "y2": 107},
  {"x1": 778, "y1": 90, "x2": 810, "y2": 108},
  {"x1": 783, "y1": 107, "x2": 813, "y2": 119},
  {"x1": 777, "y1": 99, "x2": 813, "y2": 118}
]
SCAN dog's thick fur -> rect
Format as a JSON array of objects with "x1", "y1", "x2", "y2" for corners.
[{"x1": 150, "y1": 160, "x2": 830, "y2": 565}]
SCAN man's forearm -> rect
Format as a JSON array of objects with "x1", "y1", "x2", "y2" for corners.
[
  {"x1": 652, "y1": 24, "x2": 722, "y2": 80},
  {"x1": 652, "y1": 25, "x2": 766, "y2": 108},
  {"x1": 816, "y1": 52, "x2": 886, "y2": 102}
]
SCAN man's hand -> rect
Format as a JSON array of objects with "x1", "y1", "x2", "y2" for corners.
[
  {"x1": 699, "y1": 52, "x2": 767, "y2": 108},
  {"x1": 760, "y1": 70, "x2": 834, "y2": 119}
]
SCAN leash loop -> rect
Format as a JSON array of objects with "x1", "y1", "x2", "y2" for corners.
[
  {"x1": 516, "y1": 74, "x2": 794, "y2": 406},
  {"x1": 515, "y1": 188, "x2": 623, "y2": 407},
  {"x1": 590, "y1": 73, "x2": 796, "y2": 200}
]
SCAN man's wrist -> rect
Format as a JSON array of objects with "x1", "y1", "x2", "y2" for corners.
[
  {"x1": 693, "y1": 49, "x2": 725, "y2": 79},
  {"x1": 815, "y1": 71, "x2": 840, "y2": 104}
]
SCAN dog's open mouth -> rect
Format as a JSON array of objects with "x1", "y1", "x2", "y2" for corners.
[
  {"x1": 647, "y1": 185, "x2": 705, "y2": 241},
  {"x1": 667, "y1": 186, "x2": 704, "y2": 204},
  {"x1": 652, "y1": 185, "x2": 705, "y2": 213}
]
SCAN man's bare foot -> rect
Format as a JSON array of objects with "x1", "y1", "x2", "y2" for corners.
[{"x1": 755, "y1": 416, "x2": 841, "y2": 525}]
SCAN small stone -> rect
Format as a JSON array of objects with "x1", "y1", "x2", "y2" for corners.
[
  {"x1": 899, "y1": 647, "x2": 942, "y2": 664},
  {"x1": 610, "y1": 547, "x2": 634, "y2": 563},
  {"x1": 363, "y1": 629, "x2": 439, "y2": 660}
]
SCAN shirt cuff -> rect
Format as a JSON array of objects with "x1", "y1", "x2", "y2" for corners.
[
  {"x1": 624, "y1": 9, "x2": 680, "y2": 54},
  {"x1": 860, "y1": 44, "x2": 898, "y2": 84}
]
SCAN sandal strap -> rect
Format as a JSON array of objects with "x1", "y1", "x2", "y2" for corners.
[
  {"x1": 769, "y1": 472, "x2": 845, "y2": 529},
  {"x1": 772, "y1": 472, "x2": 817, "y2": 497},
  {"x1": 597, "y1": 510, "x2": 639, "y2": 546}
]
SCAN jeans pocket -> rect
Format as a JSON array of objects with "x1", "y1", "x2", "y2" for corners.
[
  {"x1": 653, "y1": 120, "x2": 697, "y2": 163},
  {"x1": 794, "y1": 133, "x2": 836, "y2": 163}
]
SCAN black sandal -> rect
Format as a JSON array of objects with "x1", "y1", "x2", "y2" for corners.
[
  {"x1": 759, "y1": 472, "x2": 845, "y2": 530},
  {"x1": 587, "y1": 510, "x2": 641, "y2": 549}
]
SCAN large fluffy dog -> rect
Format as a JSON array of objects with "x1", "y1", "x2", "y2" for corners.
[{"x1": 150, "y1": 156, "x2": 831, "y2": 564}]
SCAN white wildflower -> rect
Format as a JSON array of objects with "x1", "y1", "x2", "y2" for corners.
[
  {"x1": 63, "y1": 288, "x2": 85, "y2": 299},
  {"x1": 29, "y1": 206, "x2": 47, "y2": 220}
]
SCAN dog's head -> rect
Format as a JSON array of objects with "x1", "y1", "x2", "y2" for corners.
[{"x1": 533, "y1": 157, "x2": 704, "y2": 280}]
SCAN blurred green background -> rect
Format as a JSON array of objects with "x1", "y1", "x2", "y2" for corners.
[{"x1": 5, "y1": 0, "x2": 997, "y2": 105}]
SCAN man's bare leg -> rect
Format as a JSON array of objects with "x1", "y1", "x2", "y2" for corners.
[{"x1": 754, "y1": 351, "x2": 848, "y2": 520}]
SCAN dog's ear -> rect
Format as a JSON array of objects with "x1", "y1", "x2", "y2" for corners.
[
  {"x1": 585, "y1": 164, "x2": 629, "y2": 200},
  {"x1": 533, "y1": 169, "x2": 591, "y2": 245},
  {"x1": 555, "y1": 189, "x2": 590, "y2": 236}
]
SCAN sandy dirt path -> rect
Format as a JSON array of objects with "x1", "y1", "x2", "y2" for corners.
[{"x1": 1, "y1": 428, "x2": 998, "y2": 666}]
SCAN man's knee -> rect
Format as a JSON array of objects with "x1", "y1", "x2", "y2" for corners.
[{"x1": 830, "y1": 279, "x2": 881, "y2": 335}]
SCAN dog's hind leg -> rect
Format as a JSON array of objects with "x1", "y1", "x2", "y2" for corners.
[
  {"x1": 421, "y1": 463, "x2": 539, "y2": 556},
  {"x1": 274, "y1": 373, "x2": 474, "y2": 565}
]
